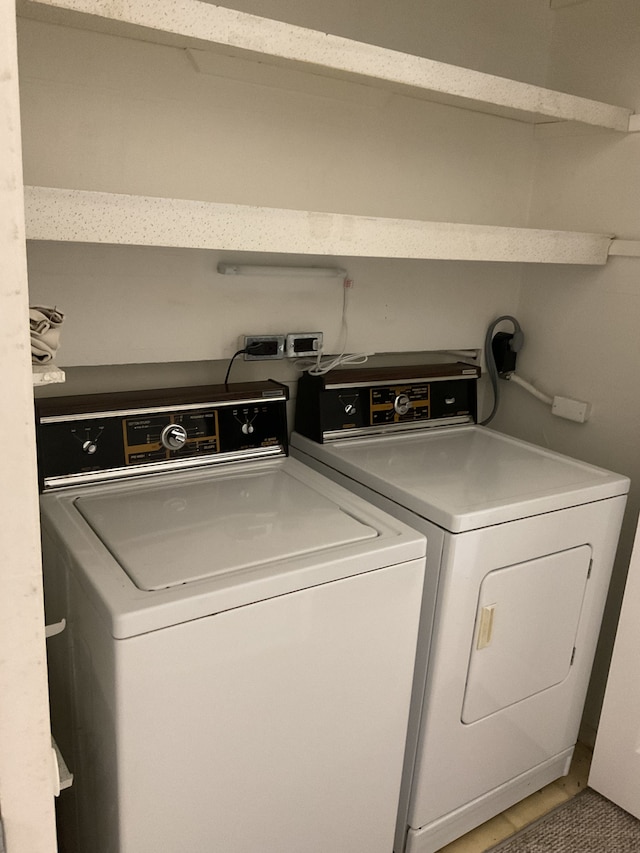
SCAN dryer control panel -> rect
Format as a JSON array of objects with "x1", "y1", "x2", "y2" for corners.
[
  {"x1": 295, "y1": 363, "x2": 479, "y2": 442},
  {"x1": 35, "y1": 380, "x2": 288, "y2": 490}
]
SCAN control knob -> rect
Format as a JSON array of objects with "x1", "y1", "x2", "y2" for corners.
[
  {"x1": 394, "y1": 393, "x2": 412, "y2": 416},
  {"x1": 160, "y1": 424, "x2": 188, "y2": 450},
  {"x1": 339, "y1": 394, "x2": 359, "y2": 416},
  {"x1": 76, "y1": 425, "x2": 104, "y2": 454},
  {"x1": 242, "y1": 422, "x2": 255, "y2": 435}
]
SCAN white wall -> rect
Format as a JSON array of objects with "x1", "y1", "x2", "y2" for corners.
[
  {"x1": 18, "y1": 19, "x2": 537, "y2": 224},
  {"x1": 0, "y1": 0, "x2": 57, "y2": 849},
  {"x1": 492, "y1": 0, "x2": 640, "y2": 736},
  {"x1": 546, "y1": 0, "x2": 640, "y2": 110},
  {"x1": 26, "y1": 243, "x2": 523, "y2": 370},
  {"x1": 215, "y1": 0, "x2": 554, "y2": 84}
]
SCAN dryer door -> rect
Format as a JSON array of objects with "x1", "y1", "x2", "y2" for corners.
[{"x1": 462, "y1": 546, "x2": 591, "y2": 723}]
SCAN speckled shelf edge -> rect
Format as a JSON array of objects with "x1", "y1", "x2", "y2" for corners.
[
  {"x1": 24, "y1": 186, "x2": 614, "y2": 265},
  {"x1": 17, "y1": 0, "x2": 633, "y2": 131}
]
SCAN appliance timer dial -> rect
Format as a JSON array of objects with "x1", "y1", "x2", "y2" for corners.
[
  {"x1": 394, "y1": 394, "x2": 412, "y2": 416},
  {"x1": 161, "y1": 424, "x2": 188, "y2": 450}
]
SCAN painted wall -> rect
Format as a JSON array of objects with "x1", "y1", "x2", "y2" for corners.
[
  {"x1": 546, "y1": 0, "x2": 640, "y2": 110},
  {"x1": 0, "y1": 0, "x2": 57, "y2": 850},
  {"x1": 26, "y1": 243, "x2": 523, "y2": 373},
  {"x1": 18, "y1": 18, "x2": 538, "y2": 224},
  {"x1": 215, "y1": 0, "x2": 554, "y2": 84},
  {"x1": 492, "y1": 0, "x2": 640, "y2": 736}
]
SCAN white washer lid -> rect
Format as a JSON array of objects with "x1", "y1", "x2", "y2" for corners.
[
  {"x1": 75, "y1": 465, "x2": 377, "y2": 590},
  {"x1": 292, "y1": 427, "x2": 629, "y2": 533}
]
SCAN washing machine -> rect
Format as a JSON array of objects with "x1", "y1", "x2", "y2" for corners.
[
  {"x1": 291, "y1": 362, "x2": 629, "y2": 853},
  {"x1": 36, "y1": 380, "x2": 427, "y2": 853}
]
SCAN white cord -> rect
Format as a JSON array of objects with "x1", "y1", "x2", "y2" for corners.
[
  {"x1": 508, "y1": 373, "x2": 553, "y2": 406},
  {"x1": 300, "y1": 277, "x2": 373, "y2": 376},
  {"x1": 305, "y1": 351, "x2": 373, "y2": 375}
]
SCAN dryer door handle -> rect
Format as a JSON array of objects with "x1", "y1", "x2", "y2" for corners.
[{"x1": 476, "y1": 604, "x2": 496, "y2": 650}]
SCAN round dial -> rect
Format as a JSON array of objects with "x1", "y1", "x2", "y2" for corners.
[
  {"x1": 394, "y1": 393, "x2": 412, "y2": 416},
  {"x1": 160, "y1": 424, "x2": 188, "y2": 450},
  {"x1": 82, "y1": 440, "x2": 98, "y2": 455}
]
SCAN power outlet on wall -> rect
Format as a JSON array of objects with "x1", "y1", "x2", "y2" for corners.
[
  {"x1": 285, "y1": 332, "x2": 323, "y2": 358},
  {"x1": 242, "y1": 335, "x2": 285, "y2": 360}
]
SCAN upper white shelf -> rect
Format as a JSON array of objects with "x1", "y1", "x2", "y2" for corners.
[
  {"x1": 24, "y1": 186, "x2": 614, "y2": 265},
  {"x1": 17, "y1": 0, "x2": 635, "y2": 132}
]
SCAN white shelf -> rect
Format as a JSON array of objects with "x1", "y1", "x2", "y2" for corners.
[
  {"x1": 17, "y1": 0, "x2": 635, "y2": 132},
  {"x1": 32, "y1": 362, "x2": 65, "y2": 385},
  {"x1": 24, "y1": 186, "x2": 614, "y2": 265}
]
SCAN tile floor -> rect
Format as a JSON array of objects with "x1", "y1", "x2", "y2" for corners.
[{"x1": 437, "y1": 743, "x2": 592, "y2": 853}]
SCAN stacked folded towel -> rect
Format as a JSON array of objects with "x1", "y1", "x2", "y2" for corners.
[{"x1": 30, "y1": 305, "x2": 65, "y2": 364}]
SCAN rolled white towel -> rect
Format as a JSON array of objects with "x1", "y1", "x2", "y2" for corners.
[
  {"x1": 30, "y1": 306, "x2": 63, "y2": 363},
  {"x1": 30, "y1": 305, "x2": 64, "y2": 328},
  {"x1": 32, "y1": 332, "x2": 59, "y2": 363}
]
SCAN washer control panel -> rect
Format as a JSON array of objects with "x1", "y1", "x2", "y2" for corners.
[
  {"x1": 123, "y1": 410, "x2": 219, "y2": 465},
  {"x1": 371, "y1": 383, "x2": 431, "y2": 424},
  {"x1": 295, "y1": 363, "x2": 479, "y2": 443},
  {"x1": 36, "y1": 381, "x2": 288, "y2": 490}
]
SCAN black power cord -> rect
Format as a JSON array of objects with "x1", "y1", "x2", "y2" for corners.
[
  {"x1": 480, "y1": 315, "x2": 524, "y2": 426},
  {"x1": 224, "y1": 342, "x2": 271, "y2": 387}
]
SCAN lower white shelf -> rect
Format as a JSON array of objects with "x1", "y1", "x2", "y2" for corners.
[
  {"x1": 24, "y1": 186, "x2": 614, "y2": 265},
  {"x1": 33, "y1": 363, "x2": 66, "y2": 386}
]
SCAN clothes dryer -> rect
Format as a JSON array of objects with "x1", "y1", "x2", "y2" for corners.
[
  {"x1": 37, "y1": 380, "x2": 426, "y2": 853},
  {"x1": 291, "y1": 363, "x2": 629, "y2": 853}
]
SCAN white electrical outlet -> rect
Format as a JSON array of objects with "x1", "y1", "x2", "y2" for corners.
[
  {"x1": 285, "y1": 332, "x2": 323, "y2": 358},
  {"x1": 552, "y1": 396, "x2": 591, "y2": 423}
]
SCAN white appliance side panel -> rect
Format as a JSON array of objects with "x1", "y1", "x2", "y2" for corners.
[
  {"x1": 589, "y1": 513, "x2": 640, "y2": 819},
  {"x1": 289, "y1": 444, "x2": 447, "y2": 853},
  {"x1": 461, "y1": 545, "x2": 592, "y2": 723},
  {"x1": 72, "y1": 560, "x2": 425, "y2": 853},
  {"x1": 407, "y1": 496, "x2": 626, "y2": 832}
]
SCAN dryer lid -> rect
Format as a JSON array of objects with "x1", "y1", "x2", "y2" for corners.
[
  {"x1": 75, "y1": 466, "x2": 378, "y2": 590},
  {"x1": 292, "y1": 426, "x2": 629, "y2": 532}
]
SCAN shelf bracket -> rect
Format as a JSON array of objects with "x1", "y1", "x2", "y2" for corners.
[
  {"x1": 628, "y1": 115, "x2": 640, "y2": 133},
  {"x1": 608, "y1": 240, "x2": 640, "y2": 258}
]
